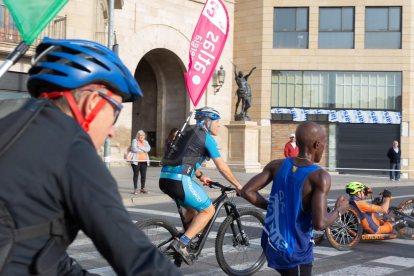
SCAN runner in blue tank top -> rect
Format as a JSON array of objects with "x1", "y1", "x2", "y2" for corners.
[{"x1": 241, "y1": 121, "x2": 349, "y2": 276}]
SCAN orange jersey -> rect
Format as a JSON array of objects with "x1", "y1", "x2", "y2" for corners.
[{"x1": 349, "y1": 197, "x2": 393, "y2": 234}]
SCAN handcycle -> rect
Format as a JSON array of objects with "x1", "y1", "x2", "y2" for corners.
[
  {"x1": 137, "y1": 181, "x2": 266, "y2": 276},
  {"x1": 313, "y1": 189, "x2": 414, "y2": 251}
]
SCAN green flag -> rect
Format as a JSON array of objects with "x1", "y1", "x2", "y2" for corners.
[{"x1": 3, "y1": 0, "x2": 69, "y2": 45}]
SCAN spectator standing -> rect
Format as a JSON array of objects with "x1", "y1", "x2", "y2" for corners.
[
  {"x1": 284, "y1": 133, "x2": 299, "y2": 158},
  {"x1": 387, "y1": 141, "x2": 401, "y2": 181},
  {"x1": 165, "y1": 128, "x2": 179, "y2": 152},
  {"x1": 131, "y1": 130, "x2": 151, "y2": 194}
]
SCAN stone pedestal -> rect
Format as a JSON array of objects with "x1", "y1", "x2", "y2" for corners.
[{"x1": 225, "y1": 121, "x2": 262, "y2": 173}]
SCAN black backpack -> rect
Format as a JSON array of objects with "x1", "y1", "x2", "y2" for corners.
[
  {"x1": 161, "y1": 124, "x2": 209, "y2": 174},
  {"x1": 0, "y1": 98, "x2": 65, "y2": 274}
]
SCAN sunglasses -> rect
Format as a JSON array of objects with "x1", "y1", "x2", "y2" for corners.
[{"x1": 98, "y1": 92, "x2": 123, "y2": 125}]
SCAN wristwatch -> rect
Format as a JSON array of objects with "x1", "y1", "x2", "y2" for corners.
[{"x1": 196, "y1": 171, "x2": 203, "y2": 179}]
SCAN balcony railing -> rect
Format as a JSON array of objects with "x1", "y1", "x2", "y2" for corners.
[{"x1": 0, "y1": 2, "x2": 66, "y2": 46}]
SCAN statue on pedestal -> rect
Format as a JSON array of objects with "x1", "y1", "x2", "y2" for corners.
[{"x1": 233, "y1": 64, "x2": 256, "y2": 121}]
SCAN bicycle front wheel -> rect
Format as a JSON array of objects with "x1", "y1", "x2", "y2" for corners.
[{"x1": 215, "y1": 208, "x2": 266, "y2": 276}]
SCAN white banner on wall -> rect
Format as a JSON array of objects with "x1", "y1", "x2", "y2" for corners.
[{"x1": 271, "y1": 108, "x2": 402, "y2": 124}]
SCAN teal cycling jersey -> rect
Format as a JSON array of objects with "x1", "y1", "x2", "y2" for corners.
[
  {"x1": 160, "y1": 128, "x2": 221, "y2": 211},
  {"x1": 161, "y1": 129, "x2": 221, "y2": 177}
]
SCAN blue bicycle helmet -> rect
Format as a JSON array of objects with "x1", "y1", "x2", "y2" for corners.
[
  {"x1": 27, "y1": 37, "x2": 142, "y2": 103},
  {"x1": 195, "y1": 107, "x2": 221, "y2": 133}
]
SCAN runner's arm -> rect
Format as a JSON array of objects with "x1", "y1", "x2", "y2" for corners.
[
  {"x1": 244, "y1": 67, "x2": 256, "y2": 80},
  {"x1": 241, "y1": 160, "x2": 281, "y2": 210},
  {"x1": 311, "y1": 170, "x2": 348, "y2": 230}
]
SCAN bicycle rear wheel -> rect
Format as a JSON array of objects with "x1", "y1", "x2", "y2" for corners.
[
  {"x1": 137, "y1": 218, "x2": 179, "y2": 253},
  {"x1": 215, "y1": 208, "x2": 266, "y2": 276},
  {"x1": 325, "y1": 205, "x2": 363, "y2": 251},
  {"x1": 396, "y1": 198, "x2": 414, "y2": 239}
]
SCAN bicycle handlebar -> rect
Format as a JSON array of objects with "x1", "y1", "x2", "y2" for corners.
[{"x1": 207, "y1": 181, "x2": 238, "y2": 193}]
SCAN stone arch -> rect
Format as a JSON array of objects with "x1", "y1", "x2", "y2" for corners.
[{"x1": 127, "y1": 25, "x2": 192, "y2": 157}]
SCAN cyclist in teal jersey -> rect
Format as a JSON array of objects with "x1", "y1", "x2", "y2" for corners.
[{"x1": 159, "y1": 107, "x2": 243, "y2": 265}]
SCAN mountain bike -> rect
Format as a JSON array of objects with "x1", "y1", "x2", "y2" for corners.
[
  {"x1": 137, "y1": 181, "x2": 266, "y2": 276},
  {"x1": 323, "y1": 190, "x2": 414, "y2": 251}
]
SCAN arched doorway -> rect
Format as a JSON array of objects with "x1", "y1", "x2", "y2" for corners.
[{"x1": 133, "y1": 48, "x2": 188, "y2": 157}]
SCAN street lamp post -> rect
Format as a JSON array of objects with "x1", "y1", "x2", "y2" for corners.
[{"x1": 213, "y1": 66, "x2": 226, "y2": 94}]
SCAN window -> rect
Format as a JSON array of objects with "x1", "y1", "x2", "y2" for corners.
[
  {"x1": 271, "y1": 71, "x2": 402, "y2": 110},
  {"x1": 319, "y1": 7, "x2": 354, "y2": 49},
  {"x1": 271, "y1": 114, "x2": 293, "y2": 121},
  {"x1": 365, "y1": 7, "x2": 401, "y2": 49},
  {"x1": 8, "y1": 12, "x2": 17, "y2": 30},
  {"x1": 307, "y1": 114, "x2": 329, "y2": 122},
  {"x1": 274, "y1": 8, "x2": 308, "y2": 48}
]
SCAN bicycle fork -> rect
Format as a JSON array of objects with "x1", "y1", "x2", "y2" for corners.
[{"x1": 225, "y1": 203, "x2": 250, "y2": 246}]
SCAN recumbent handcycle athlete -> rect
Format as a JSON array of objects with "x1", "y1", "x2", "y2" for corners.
[{"x1": 345, "y1": 182, "x2": 409, "y2": 234}]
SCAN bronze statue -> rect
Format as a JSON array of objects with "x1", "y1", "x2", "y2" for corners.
[{"x1": 234, "y1": 64, "x2": 256, "y2": 121}]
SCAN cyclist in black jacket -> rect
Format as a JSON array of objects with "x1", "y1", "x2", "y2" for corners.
[{"x1": 0, "y1": 38, "x2": 182, "y2": 276}]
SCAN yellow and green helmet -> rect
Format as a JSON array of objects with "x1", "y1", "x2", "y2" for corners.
[{"x1": 345, "y1": 182, "x2": 365, "y2": 195}]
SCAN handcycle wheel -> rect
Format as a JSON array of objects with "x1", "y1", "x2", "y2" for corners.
[
  {"x1": 215, "y1": 208, "x2": 266, "y2": 276},
  {"x1": 396, "y1": 198, "x2": 414, "y2": 239},
  {"x1": 137, "y1": 218, "x2": 180, "y2": 254},
  {"x1": 325, "y1": 205, "x2": 363, "y2": 251},
  {"x1": 313, "y1": 229, "x2": 326, "y2": 245}
]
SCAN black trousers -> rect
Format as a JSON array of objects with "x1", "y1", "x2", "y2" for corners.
[
  {"x1": 131, "y1": 162, "x2": 147, "y2": 189},
  {"x1": 276, "y1": 263, "x2": 313, "y2": 276}
]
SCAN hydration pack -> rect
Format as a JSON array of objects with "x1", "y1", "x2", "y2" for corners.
[
  {"x1": 0, "y1": 98, "x2": 66, "y2": 274},
  {"x1": 161, "y1": 125, "x2": 209, "y2": 172}
]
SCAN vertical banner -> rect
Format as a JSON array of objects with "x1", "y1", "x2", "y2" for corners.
[{"x1": 185, "y1": 0, "x2": 229, "y2": 107}]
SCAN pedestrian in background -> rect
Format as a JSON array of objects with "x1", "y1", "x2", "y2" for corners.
[
  {"x1": 284, "y1": 133, "x2": 299, "y2": 158},
  {"x1": 131, "y1": 130, "x2": 151, "y2": 194},
  {"x1": 387, "y1": 141, "x2": 401, "y2": 181},
  {"x1": 165, "y1": 128, "x2": 179, "y2": 152}
]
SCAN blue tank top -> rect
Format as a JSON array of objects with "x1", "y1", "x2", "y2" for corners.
[{"x1": 262, "y1": 158, "x2": 322, "y2": 269}]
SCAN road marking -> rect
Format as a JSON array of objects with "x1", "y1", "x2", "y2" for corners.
[
  {"x1": 69, "y1": 251, "x2": 102, "y2": 262},
  {"x1": 316, "y1": 264, "x2": 396, "y2": 275},
  {"x1": 88, "y1": 266, "x2": 115, "y2": 275},
  {"x1": 313, "y1": 246, "x2": 351, "y2": 257},
  {"x1": 371, "y1": 256, "x2": 414, "y2": 268}
]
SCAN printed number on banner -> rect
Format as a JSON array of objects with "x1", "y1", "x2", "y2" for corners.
[{"x1": 206, "y1": 1, "x2": 219, "y2": 17}]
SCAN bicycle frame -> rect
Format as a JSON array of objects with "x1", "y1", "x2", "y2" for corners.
[{"x1": 174, "y1": 190, "x2": 247, "y2": 259}]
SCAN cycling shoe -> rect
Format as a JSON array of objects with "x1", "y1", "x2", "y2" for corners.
[{"x1": 170, "y1": 238, "x2": 194, "y2": 265}]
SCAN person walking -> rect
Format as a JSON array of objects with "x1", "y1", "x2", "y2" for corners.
[
  {"x1": 165, "y1": 128, "x2": 179, "y2": 152},
  {"x1": 387, "y1": 141, "x2": 401, "y2": 181},
  {"x1": 284, "y1": 133, "x2": 299, "y2": 158},
  {"x1": 241, "y1": 121, "x2": 348, "y2": 276},
  {"x1": 131, "y1": 130, "x2": 151, "y2": 194}
]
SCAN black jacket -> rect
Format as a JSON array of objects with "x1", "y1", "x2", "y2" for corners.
[
  {"x1": 387, "y1": 147, "x2": 401, "y2": 164},
  {"x1": 0, "y1": 103, "x2": 181, "y2": 276}
]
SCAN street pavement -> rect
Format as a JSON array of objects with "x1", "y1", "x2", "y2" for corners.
[{"x1": 69, "y1": 178, "x2": 414, "y2": 276}]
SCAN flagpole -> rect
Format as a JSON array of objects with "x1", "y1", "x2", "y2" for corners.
[
  {"x1": 165, "y1": 105, "x2": 196, "y2": 159},
  {"x1": 0, "y1": 41, "x2": 30, "y2": 79}
]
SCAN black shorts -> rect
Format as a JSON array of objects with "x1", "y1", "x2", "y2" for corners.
[{"x1": 275, "y1": 263, "x2": 313, "y2": 276}]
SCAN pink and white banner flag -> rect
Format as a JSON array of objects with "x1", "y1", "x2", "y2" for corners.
[{"x1": 185, "y1": 0, "x2": 229, "y2": 107}]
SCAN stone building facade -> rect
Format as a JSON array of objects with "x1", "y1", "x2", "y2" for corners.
[{"x1": 233, "y1": 0, "x2": 413, "y2": 177}]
